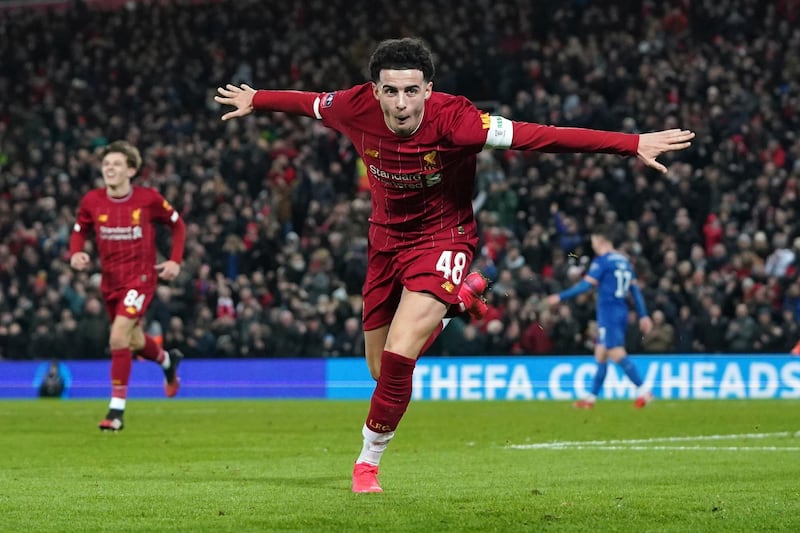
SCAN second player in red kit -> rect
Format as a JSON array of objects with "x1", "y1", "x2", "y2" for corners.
[{"x1": 70, "y1": 141, "x2": 186, "y2": 431}]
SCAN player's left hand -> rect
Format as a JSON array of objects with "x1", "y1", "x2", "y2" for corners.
[
  {"x1": 546, "y1": 294, "x2": 560, "y2": 307},
  {"x1": 636, "y1": 129, "x2": 695, "y2": 173},
  {"x1": 639, "y1": 316, "x2": 654, "y2": 335},
  {"x1": 156, "y1": 260, "x2": 181, "y2": 281}
]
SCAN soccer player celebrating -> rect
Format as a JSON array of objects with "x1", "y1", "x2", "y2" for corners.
[
  {"x1": 69, "y1": 141, "x2": 186, "y2": 431},
  {"x1": 547, "y1": 225, "x2": 654, "y2": 409},
  {"x1": 215, "y1": 38, "x2": 693, "y2": 492}
]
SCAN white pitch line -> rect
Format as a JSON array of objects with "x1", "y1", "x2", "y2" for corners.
[
  {"x1": 509, "y1": 431, "x2": 794, "y2": 450},
  {"x1": 509, "y1": 431, "x2": 798, "y2": 451},
  {"x1": 520, "y1": 445, "x2": 800, "y2": 452}
]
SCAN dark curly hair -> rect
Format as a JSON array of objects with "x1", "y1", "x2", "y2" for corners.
[{"x1": 368, "y1": 38, "x2": 435, "y2": 82}]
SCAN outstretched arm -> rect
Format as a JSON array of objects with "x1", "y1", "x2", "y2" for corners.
[
  {"x1": 547, "y1": 276, "x2": 597, "y2": 306},
  {"x1": 456, "y1": 109, "x2": 694, "y2": 175},
  {"x1": 510, "y1": 122, "x2": 694, "y2": 174},
  {"x1": 215, "y1": 83, "x2": 319, "y2": 120}
]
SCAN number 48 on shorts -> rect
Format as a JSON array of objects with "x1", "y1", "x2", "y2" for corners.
[{"x1": 436, "y1": 250, "x2": 467, "y2": 284}]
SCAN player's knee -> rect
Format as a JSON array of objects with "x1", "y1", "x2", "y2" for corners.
[
  {"x1": 369, "y1": 367, "x2": 380, "y2": 381},
  {"x1": 129, "y1": 329, "x2": 145, "y2": 352},
  {"x1": 367, "y1": 359, "x2": 381, "y2": 381},
  {"x1": 108, "y1": 330, "x2": 131, "y2": 350},
  {"x1": 608, "y1": 348, "x2": 627, "y2": 362}
]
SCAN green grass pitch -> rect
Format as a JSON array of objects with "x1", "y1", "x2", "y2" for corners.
[{"x1": 1, "y1": 399, "x2": 798, "y2": 532}]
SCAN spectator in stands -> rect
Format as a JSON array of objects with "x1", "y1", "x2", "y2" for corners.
[
  {"x1": 642, "y1": 310, "x2": 676, "y2": 353},
  {"x1": 75, "y1": 297, "x2": 109, "y2": 359},
  {"x1": 550, "y1": 305, "x2": 582, "y2": 355},
  {"x1": 725, "y1": 303, "x2": 759, "y2": 353},
  {"x1": 673, "y1": 305, "x2": 698, "y2": 353}
]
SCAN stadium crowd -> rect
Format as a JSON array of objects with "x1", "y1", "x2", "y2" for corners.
[{"x1": 1, "y1": 0, "x2": 800, "y2": 360}]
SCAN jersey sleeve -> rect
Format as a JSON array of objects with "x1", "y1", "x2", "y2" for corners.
[
  {"x1": 69, "y1": 195, "x2": 94, "y2": 255},
  {"x1": 252, "y1": 83, "x2": 371, "y2": 133},
  {"x1": 149, "y1": 190, "x2": 180, "y2": 225},
  {"x1": 251, "y1": 90, "x2": 318, "y2": 117},
  {"x1": 448, "y1": 97, "x2": 638, "y2": 155},
  {"x1": 586, "y1": 259, "x2": 603, "y2": 283},
  {"x1": 447, "y1": 97, "x2": 511, "y2": 150},
  {"x1": 149, "y1": 191, "x2": 185, "y2": 263},
  {"x1": 316, "y1": 84, "x2": 370, "y2": 132}
]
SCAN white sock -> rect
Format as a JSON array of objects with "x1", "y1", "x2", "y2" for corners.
[
  {"x1": 109, "y1": 397, "x2": 126, "y2": 411},
  {"x1": 584, "y1": 393, "x2": 597, "y2": 402},
  {"x1": 356, "y1": 425, "x2": 395, "y2": 466},
  {"x1": 636, "y1": 386, "x2": 651, "y2": 397},
  {"x1": 160, "y1": 350, "x2": 171, "y2": 370}
]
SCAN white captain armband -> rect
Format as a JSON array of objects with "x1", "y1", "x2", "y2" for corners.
[
  {"x1": 170, "y1": 211, "x2": 179, "y2": 223},
  {"x1": 484, "y1": 115, "x2": 514, "y2": 149},
  {"x1": 312, "y1": 96, "x2": 322, "y2": 119}
]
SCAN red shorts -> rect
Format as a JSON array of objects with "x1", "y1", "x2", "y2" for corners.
[
  {"x1": 103, "y1": 284, "x2": 155, "y2": 320},
  {"x1": 362, "y1": 240, "x2": 476, "y2": 331}
]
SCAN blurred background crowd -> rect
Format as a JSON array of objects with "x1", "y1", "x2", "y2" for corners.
[{"x1": 1, "y1": 0, "x2": 800, "y2": 360}]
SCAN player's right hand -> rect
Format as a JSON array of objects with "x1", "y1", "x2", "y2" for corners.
[
  {"x1": 214, "y1": 83, "x2": 256, "y2": 121},
  {"x1": 639, "y1": 316, "x2": 654, "y2": 335},
  {"x1": 70, "y1": 252, "x2": 90, "y2": 271}
]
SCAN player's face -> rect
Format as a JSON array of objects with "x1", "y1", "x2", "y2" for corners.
[
  {"x1": 101, "y1": 152, "x2": 136, "y2": 191},
  {"x1": 373, "y1": 69, "x2": 432, "y2": 137}
]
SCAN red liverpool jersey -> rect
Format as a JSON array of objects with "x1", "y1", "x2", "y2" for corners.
[
  {"x1": 318, "y1": 84, "x2": 485, "y2": 252},
  {"x1": 253, "y1": 83, "x2": 638, "y2": 252},
  {"x1": 70, "y1": 186, "x2": 181, "y2": 293}
]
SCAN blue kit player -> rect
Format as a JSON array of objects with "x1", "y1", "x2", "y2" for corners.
[{"x1": 547, "y1": 225, "x2": 654, "y2": 408}]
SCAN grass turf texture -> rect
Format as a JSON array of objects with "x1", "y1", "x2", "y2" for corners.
[{"x1": 1, "y1": 400, "x2": 798, "y2": 532}]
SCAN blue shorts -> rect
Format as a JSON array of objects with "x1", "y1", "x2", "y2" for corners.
[{"x1": 597, "y1": 316, "x2": 627, "y2": 349}]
